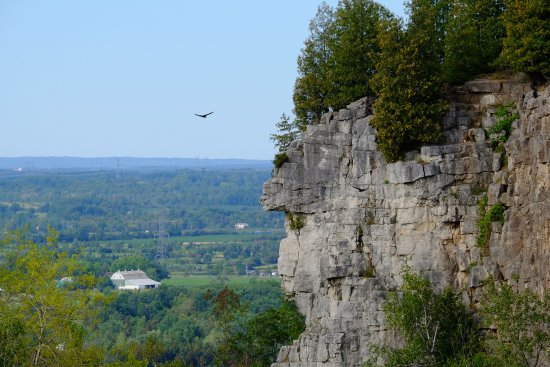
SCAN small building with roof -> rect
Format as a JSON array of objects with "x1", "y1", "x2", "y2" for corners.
[
  {"x1": 234, "y1": 222, "x2": 249, "y2": 230},
  {"x1": 110, "y1": 269, "x2": 160, "y2": 290}
]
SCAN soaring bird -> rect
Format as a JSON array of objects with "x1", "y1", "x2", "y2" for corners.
[{"x1": 194, "y1": 111, "x2": 214, "y2": 118}]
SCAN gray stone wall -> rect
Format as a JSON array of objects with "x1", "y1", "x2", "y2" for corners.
[{"x1": 261, "y1": 77, "x2": 549, "y2": 366}]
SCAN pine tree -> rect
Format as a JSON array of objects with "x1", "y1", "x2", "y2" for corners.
[
  {"x1": 293, "y1": 3, "x2": 335, "y2": 130},
  {"x1": 325, "y1": 0, "x2": 392, "y2": 110},
  {"x1": 370, "y1": 0, "x2": 449, "y2": 162},
  {"x1": 292, "y1": 0, "x2": 392, "y2": 128},
  {"x1": 500, "y1": 0, "x2": 550, "y2": 76},
  {"x1": 270, "y1": 113, "x2": 300, "y2": 152},
  {"x1": 442, "y1": 0, "x2": 505, "y2": 84}
]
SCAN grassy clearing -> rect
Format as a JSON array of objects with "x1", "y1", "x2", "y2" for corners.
[{"x1": 163, "y1": 275, "x2": 280, "y2": 288}]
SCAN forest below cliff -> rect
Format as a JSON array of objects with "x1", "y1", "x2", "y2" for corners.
[{"x1": 0, "y1": 167, "x2": 297, "y2": 367}]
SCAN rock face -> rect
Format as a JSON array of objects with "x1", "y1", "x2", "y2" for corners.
[{"x1": 261, "y1": 77, "x2": 550, "y2": 367}]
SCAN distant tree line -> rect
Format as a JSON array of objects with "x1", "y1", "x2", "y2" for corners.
[
  {"x1": 272, "y1": 0, "x2": 549, "y2": 161},
  {"x1": 0, "y1": 169, "x2": 283, "y2": 242}
]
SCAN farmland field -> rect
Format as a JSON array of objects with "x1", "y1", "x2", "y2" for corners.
[{"x1": 162, "y1": 274, "x2": 280, "y2": 287}]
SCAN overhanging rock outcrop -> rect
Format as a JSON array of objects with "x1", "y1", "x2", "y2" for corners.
[{"x1": 261, "y1": 77, "x2": 550, "y2": 367}]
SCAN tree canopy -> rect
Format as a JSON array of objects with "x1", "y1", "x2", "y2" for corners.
[
  {"x1": 290, "y1": 0, "x2": 393, "y2": 133},
  {"x1": 370, "y1": 0, "x2": 449, "y2": 161},
  {"x1": 0, "y1": 227, "x2": 103, "y2": 366},
  {"x1": 273, "y1": 0, "x2": 549, "y2": 163},
  {"x1": 500, "y1": 0, "x2": 550, "y2": 76}
]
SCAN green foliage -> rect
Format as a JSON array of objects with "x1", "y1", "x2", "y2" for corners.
[
  {"x1": 356, "y1": 225, "x2": 364, "y2": 243},
  {"x1": 481, "y1": 282, "x2": 550, "y2": 367},
  {"x1": 273, "y1": 152, "x2": 289, "y2": 169},
  {"x1": 370, "y1": 12, "x2": 447, "y2": 162},
  {"x1": 293, "y1": 2, "x2": 335, "y2": 129},
  {"x1": 0, "y1": 315, "x2": 25, "y2": 367},
  {"x1": 88, "y1": 280, "x2": 286, "y2": 366},
  {"x1": 276, "y1": 0, "x2": 549, "y2": 164},
  {"x1": 367, "y1": 269, "x2": 550, "y2": 367},
  {"x1": 370, "y1": 267, "x2": 480, "y2": 366},
  {"x1": 215, "y1": 297, "x2": 305, "y2": 367},
  {"x1": 471, "y1": 185, "x2": 488, "y2": 196},
  {"x1": 287, "y1": 212, "x2": 305, "y2": 231},
  {"x1": 293, "y1": 0, "x2": 392, "y2": 127},
  {"x1": 477, "y1": 195, "x2": 505, "y2": 247},
  {"x1": 442, "y1": 0, "x2": 505, "y2": 84},
  {"x1": 270, "y1": 113, "x2": 300, "y2": 152},
  {"x1": 0, "y1": 227, "x2": 103, "y2": 366},
  {"x1": 324, "y1": 0, "x2": 393, "y2": 110},
  {"x1": 0, "y1": 169, "x2": 284, "y2": 242},
  {"x1": 488, "y1": 104, "x2": 519, "y2": 148},
  {"x1": 500, "y1": 0, "x2": 550, "y2": 76}
]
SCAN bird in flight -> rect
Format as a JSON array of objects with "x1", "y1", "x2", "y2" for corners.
[{"x1": 194, "y1": 111, "x2": 214, "y2": 118}]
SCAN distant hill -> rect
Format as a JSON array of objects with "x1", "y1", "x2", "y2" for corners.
[{"x1": 0, "y1": 157, "x2": 272, "y2": 171}]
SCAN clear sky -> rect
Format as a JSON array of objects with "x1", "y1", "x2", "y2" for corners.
[{"x1": 0, "y1": 1, "x2": 405, "y2": 160}]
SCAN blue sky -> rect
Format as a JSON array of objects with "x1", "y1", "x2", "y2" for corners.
[{"x1": 0, "y1": 1, "x2": 405, "y2": 160}]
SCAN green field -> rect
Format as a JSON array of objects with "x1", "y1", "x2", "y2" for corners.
[
  {"x1": 162, "y1": 274, "x2": 280, "y2": 288},
  {"x1": 100, "y1": 230, "x2": 284, "y2": 247}
]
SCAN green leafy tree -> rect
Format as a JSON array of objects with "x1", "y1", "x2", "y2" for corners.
[
  {"x1": 442, "y1": 0, "x2": 505, "y2": 84},
  {"x1": 215, "y1": 297, "x2": 305, "y2": 367},
  {"x1": 293, "y1": 2, "x2": 335, "y2": 129},
  {"x1": 325, "y1": 0, "x2": 392, "y2": 110},
  {"x1": 368, "y1": 267, "x2": 480, "y2": 366},
  {"x1": 370, "y1": 8, "x2": 447, "y2": 162},
  {"x1": 0, "y1": 227, "x2": 103, "y2": 366},
  {"x1": 500, "y1": 0, "x2": 550, "y2": 76},
  {"x1": 407, "y1": 0, "x2": 452, "y2": 63},
  {"x1": 0, "y1": 315, "x2": 25, "y2": 367},
  {"x1": 293, "y1": 0, "x2": 391, "y2": 129},
  {"x1": 481, "y1": 282, "x2": 550, "y2": 367}
]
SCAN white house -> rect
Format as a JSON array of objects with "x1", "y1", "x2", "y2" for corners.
[
  {"x1": 110, "y1": 270, "x2": 161, "y2": 290},
  {"x1": 234, "y1": 222, "x2": 249, "y2": 230}
]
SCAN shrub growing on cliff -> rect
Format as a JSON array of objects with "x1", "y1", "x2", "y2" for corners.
[
  {"x1": 287, "y1": 212, "x2": 305, "y2": 231},
  {"x1": 270, "y1": 113, "x2": 300, "y2": 152},
  {"x1": 488, "y1": 103, "x2": 519, "y2": 148},
  {"x1": 481, "y1": 281, "x2": 550, "y2": 367},
  {"x1": 477, "y1": 194, "x2": 505, "y2": 247},
  {"x1": 273, "y1": 152, "x2": 289, "y2": 169},
  {"x1": 367, "y1": 267, "x2": 481, "y2": 366}
]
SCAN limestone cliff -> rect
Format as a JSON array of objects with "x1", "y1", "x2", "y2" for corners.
[{"x1": 261, "y1": 77, "x2": 550, "y2": 367}]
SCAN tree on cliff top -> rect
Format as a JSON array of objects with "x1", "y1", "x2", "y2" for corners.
[
  {"x1": 272, "y1": 0, "x2": 391, "y2": 156},
  {"x1": 273, "y1": 0, "x2": 549, "y2": 164},
  {"x1": 370, "y1": 0, "x2": 449, "y2": 162},
  {"x1": 292, "y1": 2, "x2": 335, "y2": 131},
  {"x1": 270, "y1": 113, "x2": 299, "y2": 152},
  {"x1": 442, "y1": 0, "x2": 505, "y2": 84},
  {"x1": 500, "y1": 0, "x2": 550, "y2": 77},
  {"x1": 293, "y1": 0, "x2": 392, "y2": 129}
]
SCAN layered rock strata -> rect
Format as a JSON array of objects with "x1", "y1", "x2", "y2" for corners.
[{"x1": 261, "y1": 77, "x2": 550, "y2": 367}]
